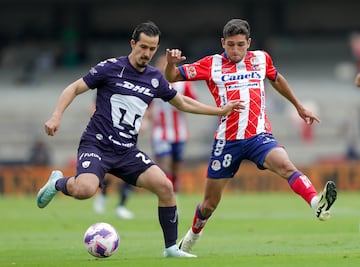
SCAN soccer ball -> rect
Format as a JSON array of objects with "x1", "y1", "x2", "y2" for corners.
[{"x1": 83, "y1": 222, "x2": 120, "y2": 258}]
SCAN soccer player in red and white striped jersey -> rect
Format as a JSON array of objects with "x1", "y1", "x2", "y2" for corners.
[{"x1": 165, "y1": 18, "x2": 337, "y2": 254}]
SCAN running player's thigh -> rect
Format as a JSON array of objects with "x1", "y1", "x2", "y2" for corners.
[
  {"x1": 136, "y1": 165, "x2": 173, "y2": 195},
  {"x1": 263, "y1": 147, "x2": 296, "y2": 177}
]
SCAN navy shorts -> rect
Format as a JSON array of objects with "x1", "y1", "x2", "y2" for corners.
[
  {"x1": 207, "y1": 133, "x2": 284, "y2": 179},
  {"x1": 152, "y1": 139, "x2": 185, "y2": 162},
  {"x1": 76, "y1": 141, "x2": 155, "y2": 188}
]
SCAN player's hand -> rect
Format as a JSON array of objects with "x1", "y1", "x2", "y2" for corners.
[
  {"x1": 166, "y1": 48, "x2": 186, "y2": 64},
  {"x1": 221, "y1": 100, "x2": 246, "y2": 116},
  {"x1": 44, "y1": 115, "x2": 61, "y2": 136},
  {"x1": 297, "y1": 106, "x2": 320, "y2": 125}
]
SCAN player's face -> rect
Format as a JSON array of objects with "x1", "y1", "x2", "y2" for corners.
[
  {"x1": 130, "y1": 33, "x2": 159, "y2": 71},
  {"x1": 221, "y1": 34, "x2": 251, "y2": 63}
]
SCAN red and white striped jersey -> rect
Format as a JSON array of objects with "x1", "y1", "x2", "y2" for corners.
[
  {"x1": 179, "y1": 50, "x2": 277, "y2": 140},
  {"x1": 151, "y1": 81, "x2": 197, "y2": 142}
]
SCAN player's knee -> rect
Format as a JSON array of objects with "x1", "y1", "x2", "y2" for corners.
[
  {"x1": 276, "y1": 159, "x2": 296, "y2": 178},
  {"x1": 74, "y1": 187, "x2": 97, "y2": 199},
  {"x1": 159, "y1": 178, "x2": 174, "y2": 195},
  {"x1": 155, "y1": 178, "x2": 175, "y2": 202},
  {"x1": 69, "y1": 183, "x2": 98, "y2": 199}
]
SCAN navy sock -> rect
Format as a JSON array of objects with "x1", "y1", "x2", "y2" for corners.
[
  {"x1": 55, "y1": 177, "x2": 71, "y2": 196},
  {"x1": 158, "y1": 206, "x2": 178, "y2": 248}
]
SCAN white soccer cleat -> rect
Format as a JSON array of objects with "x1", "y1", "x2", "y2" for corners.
[
  {"x1": 116, "y1": 206, "x2": 134, "y2": 219},
  {"x1": 37, "y1": 170, "x2": 63, "y2": 208},
  {"x1": 163, "y1": 244, "x2": 197, "y2": 258},
  {"x1": 315, "y1": 181, "x2": 337, "y2": 221},
  {"x1": 93, "y1": 194, "x2": 106, "y2": 214},
  {"x1": 178, "y1": 228, "x2": 202, "y2": 253}
]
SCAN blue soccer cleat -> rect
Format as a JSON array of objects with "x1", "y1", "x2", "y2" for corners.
[{"x1": 37, "y1": 170, "x2": 63, "y2": 208}]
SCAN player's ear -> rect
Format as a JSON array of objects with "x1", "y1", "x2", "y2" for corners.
[
  {"x1": 130, "y1": 39, "x2": 136, "y2": 48},
  {"x1": 221, "y1": 38, "x2": 225, "y2": 47},
  {"x1": 247, "y1": 38, "x2": 252, "y2": 48}
]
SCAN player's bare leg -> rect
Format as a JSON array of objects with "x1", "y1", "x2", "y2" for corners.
[
  {"x1": 37, "y1": 172, "x2": 100, "y2": 208},
  {"x1": 179, "y1": 178, "x2": 229, "y2": 252},
  {"x1": 264, "y1": 147, "x2": 337, "y2": 220}
]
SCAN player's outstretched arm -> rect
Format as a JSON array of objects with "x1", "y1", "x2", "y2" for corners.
[
  {"x1": 168, "y1": 92, "x2": 244, "y2": 116},
  {"x1": 355, "y1": 73, "x2": 360, "y2": 87},
  {"x1": 270, "y1": 73, "x2": 320, "y2": 124},
  {"x1": 45, "y1": 78, "x2": 90, "y2": 136}
]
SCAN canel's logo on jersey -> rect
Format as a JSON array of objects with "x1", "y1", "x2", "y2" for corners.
[
  {"x1": 221, "y1": 72, "x2": 261, "y2": 81},
  {"x1": 116, "y1": 81, "x2": 154, "y2": 97}
]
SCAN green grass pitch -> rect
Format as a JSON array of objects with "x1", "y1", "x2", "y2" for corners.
[{"x1": 1, "y1": 191, "x2": 360, "y2": 267}]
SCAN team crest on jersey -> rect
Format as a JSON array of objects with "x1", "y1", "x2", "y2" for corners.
[
  {"x1": 186, "y1": 66, "x2": 197, "y2": 78},
  {"x1": 250, "y1": 56, "x2": 260, "y2": 71},
  {"x1": 151, "y1": 78, "x2": 159, "y2": 88},
  {"x1": 211, "y1": 160, "x2": 221, "y2": 171}
]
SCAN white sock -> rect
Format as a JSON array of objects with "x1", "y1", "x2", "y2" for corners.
[{"x1": 310, "y1": 195, "x2": 320, "y2": 210}]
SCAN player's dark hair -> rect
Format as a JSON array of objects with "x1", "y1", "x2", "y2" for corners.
[
  {"x1": 132, "y1": 21, "x2": 161, "y2": 44},
  {"x1": 223, "y1": 19, "x2": 250, "y2": 39}
]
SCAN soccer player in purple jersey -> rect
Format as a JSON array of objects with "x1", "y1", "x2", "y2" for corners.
[{"x1": 37, "y1": 21, "x2": 244, "y2": 258}]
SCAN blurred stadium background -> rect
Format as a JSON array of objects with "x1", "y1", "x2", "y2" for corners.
[{"x1": 1, "y1": 0, "x2": 360, "y2": 193}]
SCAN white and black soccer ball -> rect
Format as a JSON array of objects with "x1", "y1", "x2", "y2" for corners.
[{"x1": 84, "y1": 222, "x2": 120, "y2": 258}]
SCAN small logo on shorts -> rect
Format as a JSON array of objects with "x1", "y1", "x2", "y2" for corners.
[
  {"x1": 262, "y1": 137, "x2": 273, "y2": 144},
  {"x1": 211, "y1": 160, "x2": 221, "y2": 171},
  {"x1": 96, "y1": 133, "x2": 103, "y2": 140},
  {"x1": 82, "y1": 161, "x2": 91, "y2": 168}
]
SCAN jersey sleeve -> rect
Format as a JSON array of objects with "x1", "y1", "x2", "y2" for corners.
[
  {"x1": 179, "y1": 56, "x2": 212, "y2": 81},
  {"x1": 263, "y1": 51, "x2": 278, "y2": 81},
  {"x1": 82, "y1": 59, "x2": 115, "y2": 89},
  {"x1": 156, "y1": 74, "x2": 178, "y2": 102}
]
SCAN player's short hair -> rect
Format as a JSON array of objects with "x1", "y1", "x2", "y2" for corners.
[
  {"x1": 132, "y1": 21, "x2": 161, "y2": 44},
  {"x1": 223, "y1": 19, "x2": 250, "y2": 39}
]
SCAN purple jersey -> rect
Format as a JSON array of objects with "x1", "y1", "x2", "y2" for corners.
[{"x1": 82, "y1": 56, "x2": 177, "y2": 151}]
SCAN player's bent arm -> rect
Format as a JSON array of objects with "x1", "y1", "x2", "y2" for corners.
[
  {"x1": 168, "y1": 92, "x2": 241, "y2": 116},
  {"x1": 270, "y1": 74, "x2": 320, "y2": 124},
  {"x1": 355, "y1": 73, "x2": 360, "y2": 87},
  {"x1": 269, "y1": 73, "x2": 302, "y2": 110},
  {"x1": 164, "y1": 62, "x2": 184, "y2": 82},
  {"x1": 45, "y1": 78, "x2": 90, "y2": 136},
  {"x1": 164, "y1": 49, "x2": 186, "y2": 82},
  {"x1": 51, "y1": 78, "x2": 90, "y2": 118}
]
